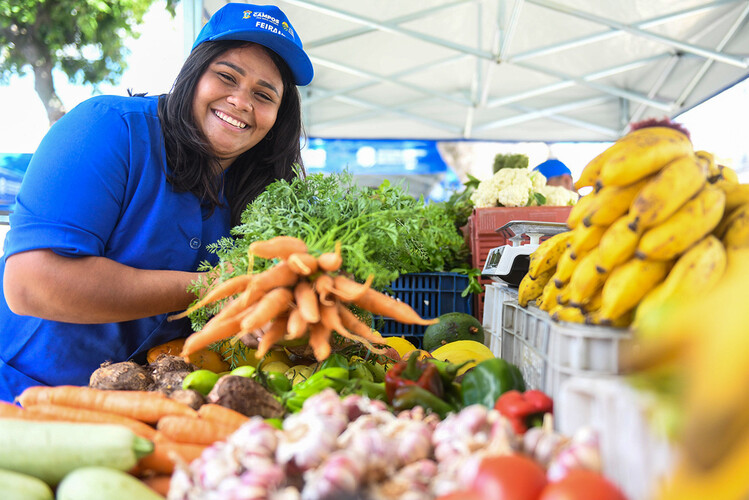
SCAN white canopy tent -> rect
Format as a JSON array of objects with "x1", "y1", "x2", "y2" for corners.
[{"x1": 184, "y1": 0, "x2": 749, "y2": 142}]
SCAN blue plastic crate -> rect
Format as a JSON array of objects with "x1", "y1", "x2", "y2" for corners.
[{"x1": 372, "y1": 272, "x2": 474, "y2": 349}]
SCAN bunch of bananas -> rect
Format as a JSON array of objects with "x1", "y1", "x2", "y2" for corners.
[{"x1": 518, "y1": 125, "x2": 749, "y2": 329}]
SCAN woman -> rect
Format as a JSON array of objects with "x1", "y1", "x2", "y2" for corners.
[{"x1": 0, "y1": 3, "x2": 313, "y2": 402}]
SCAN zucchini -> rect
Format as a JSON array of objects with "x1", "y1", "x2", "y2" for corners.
[
  {"x1": 56, "y1": 466, "x2": 166, "y2": 500},
  {"x1": 0, "y1": 469, "x2": 54, "y2": 500},
  {"x1": 0, "y1": 419, "x2": 153, "y2": 486}
]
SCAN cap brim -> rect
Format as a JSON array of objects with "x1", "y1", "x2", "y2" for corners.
[{"x1": 197, "y1": 29, "x2": 313, "y2": 86}]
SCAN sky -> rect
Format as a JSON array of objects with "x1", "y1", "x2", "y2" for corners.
[{"x1": 1, "y1": 1, "x2": 747, "y2": 182}]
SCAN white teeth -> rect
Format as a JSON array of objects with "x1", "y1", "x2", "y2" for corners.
[{"x1": 214, "y1": 110, "x2": 247, "y2": 129}]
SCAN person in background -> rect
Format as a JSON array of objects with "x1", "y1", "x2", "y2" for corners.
[
  {"x1": 533, "y1": 158, "x2": 576, "y2": 192},
  {"x1": 0, "y1": 3, "x2": 313, "y2": 402}
]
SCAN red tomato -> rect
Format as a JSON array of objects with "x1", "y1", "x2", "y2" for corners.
[
  {"x1": 436, "y1": 491, "x2": 484, "y2": 500},
  {"x1": 471, "y1": 454, "x2": 548, "y2": 500},
  {"x1": 539, "y1": 469, "x2": 627, "y2": 500}
]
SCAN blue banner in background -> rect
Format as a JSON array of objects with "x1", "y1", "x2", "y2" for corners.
[{"x1": 301, "y1": 138, "x2": 462, "y2": 201}]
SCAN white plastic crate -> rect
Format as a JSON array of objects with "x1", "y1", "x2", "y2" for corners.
[
  {"x1": 500, "y1": 299, "x2": 632, "y2": 400},
  {"x1": 481, "y1": 282, "x2": 518, "y2": 356},
  {"x1": 501, "y1": 300, "x2": 552, "y2": 392},
  {"x1": 557, "y1": 377, "x2": 676, "y2": 500}
]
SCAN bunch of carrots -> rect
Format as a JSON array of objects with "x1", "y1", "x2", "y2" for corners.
[
  {"x1": 173, "y1": 235, "x2": 438, "y2": 362},
  {"x1": 1, "y1": 385, "x2": 253, "y2": 495}
]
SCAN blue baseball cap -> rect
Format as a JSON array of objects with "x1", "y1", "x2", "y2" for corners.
[
  {"x1": 192, "y1": 3, "x2": 314, "y2": 86},
  {"x1": 533, "y1": 159, "x2": 571, "y2": 179}
]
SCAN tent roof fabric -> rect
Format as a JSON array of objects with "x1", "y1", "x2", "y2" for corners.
[{"x1": 191, "y1": 0, "x2": 749, "y2": 142}]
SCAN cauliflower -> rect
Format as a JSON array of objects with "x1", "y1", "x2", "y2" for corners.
[
  {"x1": 470, "y1": 168, "x2": 579, "y2": 208},
  {"x1": 537, "y1": 185, "x2": 579, "y2": 206}
]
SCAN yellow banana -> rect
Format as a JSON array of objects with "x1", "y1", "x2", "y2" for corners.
[
  {"x1": 598, "y1": 257, "x2": 672, "y2": 322},
  {"x1": 550, "y1": 304, "x2": 586, "y2": 324},
  {"x1": 582, "y1": 176, "x2": 650, "y2": 227},
  {"x1": 599, "y1": 126, "x2": 693, "y2": 187},
  {"x1": 718, "y1": 184, "x2": 749, "y2": 215},
  {"x1": 567, "y1": 248, "x2": 609, "y2": 307},
  {"x1": 556, "y1": 280, "x2": 572, "y2": 306},
  {"x1": 554, "y1": 246, "x2": 587, "y2": 287},
  {"x1": 582, "y1": 287, "x2": 603, "y2": 313},
  {"x1": 566, "y1": 192, "x2": 598, "y2": 229},
  {"x1": 633, "y1": 235, "x2": 726, "y2": 329},
  {"x1": 527, "y1": 231, "x2": 573, "y2": 279},
  {"x1": 696, "y1": 150, "x2": 717, "y2": 179},
  {"x1": 714, "y1": 200, "x2": 749, "y2": 239},
  {"x1": 535, "y1": 272, "x2": 559, "y2": 310},
  {"x1": 596, "y1": 213, "x2": 643, "y2": 273},
  {"x1": 569, "y1": 223, "x2": 606, "y2": 255},
  {"x1": 637, "y1": 185, "x2": 726, "y2": 261},
  {"x1": 630, "y1": 154, "x2": 707, "y2": 230},
  {"x1": 518, "y1": 267, "x2": 555, "y2": 307},
  {"x1": 720, "y1": 204, "x2": 749, "y2": 249},
  {"x1": 718, "y1": 164, "x2": 739, "y2": 184}
]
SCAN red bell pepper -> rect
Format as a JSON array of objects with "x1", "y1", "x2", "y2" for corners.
[
  {"x1": 494, "y1": 389, "x2": 553, "y2": 434},
  {"x1": 384, "y1": 353, "x2": 444, "y2": 403}
]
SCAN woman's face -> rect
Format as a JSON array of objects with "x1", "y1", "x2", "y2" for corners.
[{"x1": 193, "y1": 44, "x2": 283, "y2": 170}]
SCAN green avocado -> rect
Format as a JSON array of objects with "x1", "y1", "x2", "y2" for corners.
[{"x1": 423, "y1": 312, "x2": 484, "y2": 352}]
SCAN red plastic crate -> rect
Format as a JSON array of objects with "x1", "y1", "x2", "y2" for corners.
[{"x1": 468, "y1": 206, "x2": 573, "y2": 322}]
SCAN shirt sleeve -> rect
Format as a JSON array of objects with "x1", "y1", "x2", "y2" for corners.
[{"x1": 6, "y1": 98, "x2": 131, "y2": 258}]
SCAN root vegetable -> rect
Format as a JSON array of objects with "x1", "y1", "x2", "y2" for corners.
[
  {"x1": 206, "y1": 375, "x2": 285, "y2": 419},
  {"x1": 23, "y1": 403, "x2": 157, "y2": 439},
  {"x1": 353, "y1": 289, "x2": 439, "y2": 326},
  {"x1": 17, "y1": 386, "x2": 197, "y2": 424},
  {"x1": 287, "y1": 252, "x2": 319, "y2": 276},
  {"x1": 238, "y1": 287, "x2": 294, "y2": 335},
  {"x1": 249, "y1": 236, "x2": 308, "y2": 260},
  {"x1": 89, "y1": 361, "x2": 153, "y2": 392},
  {"x1": 294, "y1": 280, "x2": 320, "y2": 323},
  {"x1": 156, "y1": 415, "x2": 235, "y2": 446}
]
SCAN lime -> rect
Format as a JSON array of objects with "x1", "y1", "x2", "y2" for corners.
[
  {"x1": 230, "y1": 365, "x2": 256, "y2": 378},
  {"x1": 182, "y1": 369, "x2": 220, "y2": 396}
]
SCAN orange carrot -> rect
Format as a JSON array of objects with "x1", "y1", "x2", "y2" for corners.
[
  {"x1": 156, "y1": 415, "x2": 235, "y2": 445},
  {"x1": 23, "y1": 403, "x2": 157, "y2": 439},
  {"x1": 255, "y1": 312, "x2": 290, "y2": 359},
  {"x1": 286, "y1": 307, "x2": 309, "y2": 339},
  {"x1": 337, "y1": 302, "x2": 387, "y2": 345},
  {"x1": 181, "y1": 307, "x2": 245, "y2": 357},
  {"x1": 17, "y1": 386, "x2": 197, "y2": 424},
  {"x1": 197, "y1": 403, "x2": 250, "y2": 430},
  {"x1": 141, "y1": 475, "x2": 172, "y2": 496},
  {"x1": 332, "y1": 274, "x2": 374, "y2": 302},
  {"x1": 353, "y1": 289, "x2": 439, "y2": 326},
  {"x1": 137, "y1": 435, "x2": 207, "y2": 474},
  {"x1": 0, "y1": 400, "x2": 26, "y2": 418},
  {"x1": 314, "y1": 273, "x2": 336, "y2": 306},
  {"x1": 322, "y1": 302, "x2": 386, "y2": 354},
  {"x1": 248, "y1": 261, "x2": 300, "y2": 295},
  {"x1": 308, "y1": 321, "x2": 332, "y2": 361},
  {"x1": 168, "y1": 274, "x2": 253, "y2": 321},
  {"x1": 238, "y1": 287, "x2": 293, "y2": 335},
  {"x1": 318, "y1": 241, "x2": 343, "y2": 272},
  {"x1": 287, "y1": 252, "x2": 318, "y2": 276},
  {"x1": 294, "y1": 280, "x2": 320, "y2": 323},
  {"x1": 249, "y1": 236, "x2": 308, "y2": 260}
]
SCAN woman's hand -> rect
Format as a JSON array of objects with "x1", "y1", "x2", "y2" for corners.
[{"x1": 4, "y1": 249, "x2": 203, "y2": 323}]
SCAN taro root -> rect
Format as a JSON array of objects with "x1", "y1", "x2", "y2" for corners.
[
  {"x1": 89, "y1": 360, "x2": 153, "y2": 391},
  {"x1": 169, "y1": 389, "x2": 205, "y2": 410},
  {"x1": 148, "y1": 354, "x2": 197, "y2": 394},
  {"x1": 206, "y1": 375, "x2": 285, "y2": 419}
]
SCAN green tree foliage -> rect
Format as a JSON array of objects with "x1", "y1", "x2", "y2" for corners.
[
  {"x1": 492, "y1": 153, "x2": 529, "y2": 173},
  {"x1": 0, "y1": 0, "x2": 179, "y2": 125}
]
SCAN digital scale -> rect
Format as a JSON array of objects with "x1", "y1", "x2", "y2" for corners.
[{"x1": 482, "y1": 220, "x2": 569, "y2": 286}]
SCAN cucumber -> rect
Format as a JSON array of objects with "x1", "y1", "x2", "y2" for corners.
[
  {"x1": 0, "y1": 419, "x2": 153, "y2": 486},
  {"x1": 56, "y1": 466, "x2": 166, "y2": 500},
  {"x1": 0, "y1": 469, "x2": 54, "y2": 500}
]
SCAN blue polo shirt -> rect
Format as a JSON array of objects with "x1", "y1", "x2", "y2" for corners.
[{"x1": 0, "y1": 95, "x2": 231, "y2": 402}]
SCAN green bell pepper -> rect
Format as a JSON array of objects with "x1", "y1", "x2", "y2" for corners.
[
  {"x1": 283, "y1": 367, "x2": 349, "y2": 412},
  {"x1": 318, "y1": 352, "x2": 349, "y2": 371},
  {"x1": 461, "y1": 358, "x2": 526, "y2": 408}
]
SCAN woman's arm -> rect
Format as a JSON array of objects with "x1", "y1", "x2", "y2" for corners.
[{"x1": 4, "y1": 249, "x2": 204, "y2": 324}]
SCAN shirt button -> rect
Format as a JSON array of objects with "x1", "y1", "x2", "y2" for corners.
[{"x1": 189, "y1": 237, "x2": 201, "y2": 249}]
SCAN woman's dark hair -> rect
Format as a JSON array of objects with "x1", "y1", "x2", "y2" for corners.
[{"x1": 158, "y1": 40, "x2": 305, "y2": 227}]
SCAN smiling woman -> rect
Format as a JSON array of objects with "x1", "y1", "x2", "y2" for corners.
[{"x1": 0, "y1": 3, "x2": 314, "y2": 403}]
